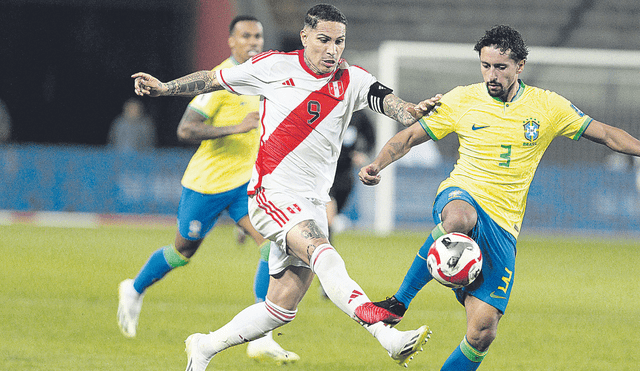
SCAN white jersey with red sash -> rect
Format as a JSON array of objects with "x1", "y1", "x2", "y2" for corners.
[{"x1": 216, "y1": 49, "x2": 377, "y2": 202}]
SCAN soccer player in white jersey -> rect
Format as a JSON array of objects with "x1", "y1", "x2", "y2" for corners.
[
  {"x1": 117, "y1": 16, "x2": 299, "y2": 364},
  {"x1": 132, "y1": 4, "x2": 441, "y2": 369}
]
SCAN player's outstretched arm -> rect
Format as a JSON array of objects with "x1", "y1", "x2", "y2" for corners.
[
  {"x1": 582, "y1": 120, "x2": 640, "y2": 157},
  {"x1": 382, "y1": 94, "x2": 442, "y2": 127},
  {"x1": 132, "y1": 70, "x2": 222, "y2": 98},
  {"x1": 177, "y1": 110, "x2": 259, "y2": 143},
  {"x1": 359, "y1": 123, "x2": 431, "y2": 185}
]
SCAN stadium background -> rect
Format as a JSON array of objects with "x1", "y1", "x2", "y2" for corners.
[
  {"x1": 2, "y1": 2, "x2": 640, "y2": 371},
  {"x1": 1, "y1": 0, "x2": 640, "y2": 233}
]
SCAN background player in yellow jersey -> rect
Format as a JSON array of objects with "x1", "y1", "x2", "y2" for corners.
[
  {"x1": 356, "y1": 25, "x2": 640, "y2": 370},
  {"x1": 117, "y1": 15, "x2": 299, "y2": 363}
]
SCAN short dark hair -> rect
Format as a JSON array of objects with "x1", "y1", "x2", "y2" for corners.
[
  {"x1": 304, "y1": 4, "x2": 347, "y2": 29},
  {"x1": 474, "y1": 25, "x2": 529, "y2": 62},
  {"x1": 229, "y1": 15, "x2": 260, "y2": 34}
]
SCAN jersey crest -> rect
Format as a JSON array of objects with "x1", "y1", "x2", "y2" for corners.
[
  {"x1": 328, "y1": 81, "x2": 344, "y2": 99},
  {"x1": 523, "y1": 119, "x2": 540, "y2": 142}
]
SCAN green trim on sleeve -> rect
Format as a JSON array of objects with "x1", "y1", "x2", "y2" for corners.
[
  {"x1": 573, "y1": 117, "x2": 593, "y2": 141},
  {"x1": 187, "y1": 105, "x2": 210, "y2": 120},
  {"x1": 418, "y1": 117, "x2": 439, "y2": 141},
  {"x1": 163, "y1": 245, "x2": 190, "y2": 268}
]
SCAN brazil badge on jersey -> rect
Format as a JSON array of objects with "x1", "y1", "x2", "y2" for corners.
[{"x1": 419, "y1": 80, "x2": 592, "y2": 238}]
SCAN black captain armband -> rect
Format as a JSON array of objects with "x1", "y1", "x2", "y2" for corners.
[{"x1": 367, "y1": 82, "x2": 393, "y2": 114}]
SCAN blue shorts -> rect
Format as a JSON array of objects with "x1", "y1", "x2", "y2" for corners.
[
  {"x1": 177, "y1": 183, "x2": 250, "y2": 241},
  {"x1": 432, "y1": 187, "x2": 517, "y2": 314}
]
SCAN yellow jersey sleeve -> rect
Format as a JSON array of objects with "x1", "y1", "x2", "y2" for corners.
[
  {"x1": 181, "y1": 58, "x2": 261, "y2": 194},
  {"x1": 418, "y1": 86, "x2": 465, "y2": 141},
  {"x1": 546, "y1": 91, "x2": 592, "y2": 141}
]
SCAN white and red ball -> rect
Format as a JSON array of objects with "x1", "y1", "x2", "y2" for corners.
[{"x1": 426, "y1": 233, "x2": 482, "y2": 289}]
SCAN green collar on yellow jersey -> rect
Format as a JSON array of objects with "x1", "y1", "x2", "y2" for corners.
[
  {"x1": 488, "y1": 79, "x2": 525, "y2": 103},
  {"x1": 229, "y1": 56, "x2": 241, "y2": 66}
]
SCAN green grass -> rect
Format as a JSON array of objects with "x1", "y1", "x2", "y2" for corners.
[{"x1": 2, "y1": 223, "x2": 639, "y2": 370}]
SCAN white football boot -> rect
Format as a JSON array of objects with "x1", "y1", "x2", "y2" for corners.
[
  {"x1": 387, "y1": 325, "x2": 431, "y2": 367},
  {"x1": 185, "y1": 333, "x2": 214, "y2": 371},
  {"x1": 117, "y1": 279, "x2": 144, "y2": 338},
  {"x1": 246, "y1": 331, "x2": 300, "y2": 365}
]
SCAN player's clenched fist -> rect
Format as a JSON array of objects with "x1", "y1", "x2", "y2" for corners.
[{"x1": 359, "y1": 164, "x2": 381, "y2": 186}]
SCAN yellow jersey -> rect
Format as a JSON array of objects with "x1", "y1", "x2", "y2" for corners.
[
  {"x1": 419, "y1": 81, "x2": 592, "y2": 238},
  {"x1": 181, "y1": 57, "x2": 260, "y2": 194}
]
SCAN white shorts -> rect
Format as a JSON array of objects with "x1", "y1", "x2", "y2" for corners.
[{"x1": 248, "y1": 188, "x2": 329, "y2": 275}]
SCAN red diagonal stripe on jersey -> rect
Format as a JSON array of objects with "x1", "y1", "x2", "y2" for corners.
[{"x1": 252, "y1": 69, "x2": 351, "y2": 192}]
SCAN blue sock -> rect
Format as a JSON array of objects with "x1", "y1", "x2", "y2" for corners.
[
  {"x1": 394, "y1": 223, "x2": 446, "y2": 307},
  {"x1": 133, "y1": 245, "x2": 189, "y2": 294},
  {"x1": 441, "y1": 337, "x2": 486, "y2": 371},
  {"x1": 253, "y1": 241, "x2": 271, "y2": 302}
]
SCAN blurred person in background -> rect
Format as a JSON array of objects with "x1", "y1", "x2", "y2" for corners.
[
  {"x1": 358, "y1": 25, "x2": 640, "y2": 371},
  {"x1": 118, "y1": 15, "x2": 299, "y2": 364},
  {"x1": 0, "y1": 97, "x2": 12, "y2": 143},
  {"x1": 327, "y1": 110, "x2": 375, "y2": 236},
  {"x1": 132, "y1": 4, "x2": 442, "y2": 369},
  {"x1": 108, "y1": 97, "x2": 157, "y2": 152}
]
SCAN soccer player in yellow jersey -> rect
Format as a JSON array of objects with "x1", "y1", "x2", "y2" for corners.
[
  {"x1": 117, "y1": 15, "x2": 299, "y2": 363},
  {"x1": 357, "y1": 25, "x2": 640, "y2": 370}
]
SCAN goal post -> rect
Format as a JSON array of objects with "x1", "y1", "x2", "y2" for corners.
[
  {"x1": 373, "y1": 41, "x2": 640, "y2": 234},
  {"x1": 374, "y1": 42, "x2": 477, "y2": 234}
]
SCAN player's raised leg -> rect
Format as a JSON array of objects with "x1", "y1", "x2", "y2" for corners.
[
  {"x1": 353, "y1": 223, "x2": 445, "y2": 326},
  {"x1": 287, "y1": 221, "x2": 431, "y2": 366},
  {"x1": 356, "y1": 198, "x2": 478, "y2": 326}
]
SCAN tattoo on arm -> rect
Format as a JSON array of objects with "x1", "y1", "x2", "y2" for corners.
[
  {"x1": 383, "y1": 94, "x2": 417, "y2": 127},
  {"x1": 164, "y1": 71, "x2": 218, "y2": 96}
]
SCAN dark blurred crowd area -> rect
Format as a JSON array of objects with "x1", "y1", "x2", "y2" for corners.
[{"x1": 0, "y1": 1, "x2": 199, "y2": 147}]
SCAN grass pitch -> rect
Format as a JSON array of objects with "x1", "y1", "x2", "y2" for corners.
[{"x1": 2, "y1": 223, "x2": 639, "y2": 370}]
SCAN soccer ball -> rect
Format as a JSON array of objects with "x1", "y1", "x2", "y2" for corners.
[{"x1": 426, "y1": 233, "x2": 482, "y2": 289}]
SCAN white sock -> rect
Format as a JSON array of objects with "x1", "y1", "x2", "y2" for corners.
[
  {"x1": 201, "y1": 299, "x2": 296, "y2": 355},
  {"x1": 310, "y1": 244, "x2": 370, "y2": 318},
  {"x1": 363, "y1": 321, "x2": 401, "y2": 352},
  {"x1": 249, "y1": 329, "x2": 274, "y2": 346}
]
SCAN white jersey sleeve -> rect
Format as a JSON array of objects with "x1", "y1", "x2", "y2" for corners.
[
  {"x1": 215, "y1": 51, "x2": 281, "y2": 96},
  {"x1": 350, "y1": 65, "x2": 377, "y2": 112}
]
